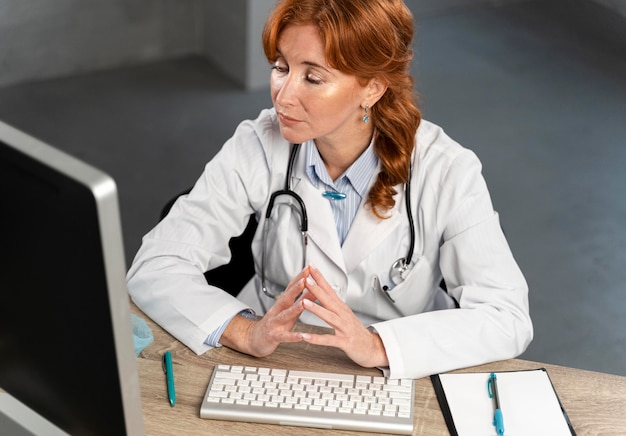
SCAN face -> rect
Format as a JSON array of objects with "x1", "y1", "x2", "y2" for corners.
[{"x1": 270, "y1": 24, "x2": 373, "y2": 149}]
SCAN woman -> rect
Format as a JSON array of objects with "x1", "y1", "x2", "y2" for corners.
[{"x1": 127, "y1": 0, "x2": 532, "y2": 379}]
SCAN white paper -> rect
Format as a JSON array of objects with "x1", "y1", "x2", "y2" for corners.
[{"x1": 438, "y1": 370, "x2": 572, "y2": 436}]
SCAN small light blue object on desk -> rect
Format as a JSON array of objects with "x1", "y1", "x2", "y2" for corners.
[{"x1": 131, "y1": 314, "x2": 153, "y2": 356}]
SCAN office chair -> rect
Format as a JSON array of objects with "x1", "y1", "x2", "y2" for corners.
[{"x1": 160, "y1": 188, "x2": 257, "y2": 297}]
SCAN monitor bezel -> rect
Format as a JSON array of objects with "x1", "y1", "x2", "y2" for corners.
[{"x1": 0, "y1": 120, "x2": 144, "y2": 435}]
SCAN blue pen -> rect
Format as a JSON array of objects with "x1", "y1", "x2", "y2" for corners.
[
  {"x1": 162, "y1": 351, "x2": 176, "y2": 407},
  {"x1": 487, "y1": 372, "x2": 505, "y2": 435}
]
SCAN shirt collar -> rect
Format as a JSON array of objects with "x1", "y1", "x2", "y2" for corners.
[{"x1": 304, "y1": 140, "x2": 378, "y2": 198}]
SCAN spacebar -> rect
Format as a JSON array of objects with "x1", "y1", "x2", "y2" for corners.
[{"x1": 287, "y1": 370, "x2": 355, "y2": 382}]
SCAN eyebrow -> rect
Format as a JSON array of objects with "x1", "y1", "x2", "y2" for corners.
[
  {"x1": 275, "y1": 50, "x2": 332, "y2": 74},
  {"x1": 302, "y1": 61, "x2": 328, "y2": 70},
  {"x1": 303, "y1": 61, "x2": 331, "y2": 73}
]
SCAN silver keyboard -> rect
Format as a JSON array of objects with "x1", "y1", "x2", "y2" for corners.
[{"x1": 200, "y1": 364, "x2": 415, "y2": 434}]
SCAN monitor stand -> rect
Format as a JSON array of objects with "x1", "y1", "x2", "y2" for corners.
[{"x1": 0, "y1": 392, "x2": 68, "y2": 436}]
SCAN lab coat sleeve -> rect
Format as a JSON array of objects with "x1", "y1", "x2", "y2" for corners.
[
  {"x1": 126, "y1": 110, "x2": 278, "y2": 354},
  {"x1": 372, "y1": 149, "x2": 533, "y2": 379}
]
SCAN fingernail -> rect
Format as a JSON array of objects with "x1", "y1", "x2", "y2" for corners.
[
  {"x1": 302, "y1": 299, "x2": 313, "y2": 307},
  {"x1": 306, "y1": 276, "x2": 316, "y2": 286},
  {"x1": 298, "y1": 333, "x2": 311, "y2": 340}
]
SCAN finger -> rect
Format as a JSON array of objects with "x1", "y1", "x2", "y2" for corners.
[
  {"x1": 273, "y1": 277, "x2": 306, "y2": 310},
  {"x1": 281, "y1": 331, "x2": 311, "y2": 343},
  {"x1": 251, "y1": 327, "x2": 303, "y2": 354},
  {"x1": 294, "y1": 288, "x2": 314, "y2": 304},
  {"x1": 289, "y1": 265, "x2": 312, "y2": 287},
  {"x1": 302, "y1": 298, "x2": 342, "y2": 327},
  {"x1": 305, "y1": 266, "x2": 347, "y2": 310},
  {"x1": 307, "y1": 265, "x2": 333, "y2": 293},
  {"x1": 265, "y1": 292, "x2": 306, "y2": 331},
  {"x1": 297, "y1": 332, "x2": 340, "y2": 347},
  {"x1": 283, "y1": 277, "x2": 307, "y2": 300},
  {"x1": 283, "y1": 296, "x2": 307, "y2": 321}
]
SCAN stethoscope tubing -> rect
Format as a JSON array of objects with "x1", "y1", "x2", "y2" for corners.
[{"x1": 261, "y1": 142, "x2": 415, "y2": 299}]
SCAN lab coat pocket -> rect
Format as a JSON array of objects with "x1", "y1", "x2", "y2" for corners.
[{"x1": 372, "y1": 254, "x2": 440, "y2": 317}]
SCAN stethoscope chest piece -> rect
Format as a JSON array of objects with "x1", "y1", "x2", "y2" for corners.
[{"x1": 389, "y1": 258, "x2": 410, "y2": 285}]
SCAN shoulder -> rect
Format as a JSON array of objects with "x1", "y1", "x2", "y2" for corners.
[
  {"x1": 413, "y1": 119, "x2": 483, "y2": 183},
  {"x1": 233, "y1": 108, "x2": 281, "y2": 146},
  {"x1": 415, "y1": 120, "x2": 479, "y2": 165},
  {"x1": 226, "y1": 108, "x2": 289, "y2": 162},
  {"x1": 209, "y1": 108, "x2": 291, "y2": 192}
]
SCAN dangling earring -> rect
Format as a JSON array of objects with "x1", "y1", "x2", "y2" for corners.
[{"x1": 362, "y1": 104, "x2": 370, "y2": 123}]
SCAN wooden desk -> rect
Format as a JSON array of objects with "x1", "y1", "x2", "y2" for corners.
[{"x1": 134, "y1": 307, "x2": 626, "y2": 435}]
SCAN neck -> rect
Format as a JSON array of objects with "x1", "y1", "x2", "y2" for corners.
[{"x1": 315, "y1": 129, "x2": 374, "y2": 181}]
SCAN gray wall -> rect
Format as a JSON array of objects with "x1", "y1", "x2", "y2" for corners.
[
  {"x1": 201, "y1": 0, "x2": 275, "y2": 90},
  {"x1": 591, "y1": 0, "x2": 626, "y2": 17},
  {"x1": 1, "y1": 0, "x2": 624, "y2": 89},
  {"x1": 0, "y1": 0, "x2": 204, "y2": 88}
]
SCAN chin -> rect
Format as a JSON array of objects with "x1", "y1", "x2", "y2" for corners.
[{"x1": 278, "y1": 127, "x2": 311, "y2": 145}]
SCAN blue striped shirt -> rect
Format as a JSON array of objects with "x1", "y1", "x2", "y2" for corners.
[{"x1": 304, "y1": 141, "x2": 379, "y2": 245}]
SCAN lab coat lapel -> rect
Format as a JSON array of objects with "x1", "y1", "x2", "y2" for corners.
[
  {"x1": 290, "y1": 174, "x2": 346, "y2": 271},
  {"x1": 342, "y1": 185, "x2": 404, "y2": 273}
]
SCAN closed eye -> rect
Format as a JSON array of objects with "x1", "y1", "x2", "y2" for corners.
[
  {"x1": 271, "y1": 64, "x2": 288, "y2": 74},
  {"x1": 306, "y1": 74, "x2": 322, "y2": 85}
]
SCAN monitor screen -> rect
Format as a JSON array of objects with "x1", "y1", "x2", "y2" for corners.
[{"x1": 0, "y1": 121, "x2": 144, "y2": 435}]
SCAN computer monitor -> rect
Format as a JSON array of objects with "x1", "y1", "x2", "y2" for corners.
[{"x1": 0, "y1": 120, "x2": 144, "y2": 435}]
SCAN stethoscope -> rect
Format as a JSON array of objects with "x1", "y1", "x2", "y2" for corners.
[{"x1": 261, "y1": 143, "x2": 415, "y2": 302}]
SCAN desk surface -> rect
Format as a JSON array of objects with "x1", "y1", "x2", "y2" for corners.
[{"x1": 134, "y1": 305, "x2": 626, "y2": 435}]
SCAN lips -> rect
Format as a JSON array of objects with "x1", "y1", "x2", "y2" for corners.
[{"x1": 277, "y1": 112, "x2": 302, "y2": 126}]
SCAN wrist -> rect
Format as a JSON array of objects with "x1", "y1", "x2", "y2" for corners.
[
  {"x1": 371, "y1": 331, "x2": 390, "y2": 368},
  {"x1": 219, "y1": 313, "x2": 256, "y2": 353}
]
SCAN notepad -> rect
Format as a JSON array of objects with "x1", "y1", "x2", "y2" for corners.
[{"x1": 431, "y1": 369, "x2": 575, "y2": 435}]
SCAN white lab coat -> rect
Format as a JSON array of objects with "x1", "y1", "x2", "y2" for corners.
[{"x1": 127, "y1": 108, "x2": 532, "y2": 379}]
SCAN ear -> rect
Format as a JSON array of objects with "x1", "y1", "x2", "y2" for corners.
[{"x1": 363, "y1": 77, "x2": 388, "y2": 108}]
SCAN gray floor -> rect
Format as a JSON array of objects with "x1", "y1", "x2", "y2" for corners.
[{"x1": 1, "y1": 0, "x2": 625, "y2": 376}]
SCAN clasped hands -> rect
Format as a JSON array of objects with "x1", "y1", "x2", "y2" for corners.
[{"x1": 219, "y1": 265, "x2": 389, "y2": 369}]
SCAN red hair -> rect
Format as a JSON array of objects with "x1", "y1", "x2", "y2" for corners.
[{"x1": 263, "y1": 0, "x2": 421, "y2": 218}]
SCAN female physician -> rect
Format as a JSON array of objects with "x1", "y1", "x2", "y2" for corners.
[{"x1": 127, "y1": 0, "x2": 533, "y2": 380}]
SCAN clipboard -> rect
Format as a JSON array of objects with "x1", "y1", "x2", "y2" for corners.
[{"x1": 431, "y1": 368, "x2": 576, "y2": 435}]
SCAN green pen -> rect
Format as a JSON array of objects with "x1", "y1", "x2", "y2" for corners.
[{"x1": 162, "y1": 351, "x2": 176, "y2": 407}]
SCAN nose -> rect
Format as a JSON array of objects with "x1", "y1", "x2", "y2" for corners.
[{"x1": 273, "y1": 72, "x2": 298, "y2": 108}]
